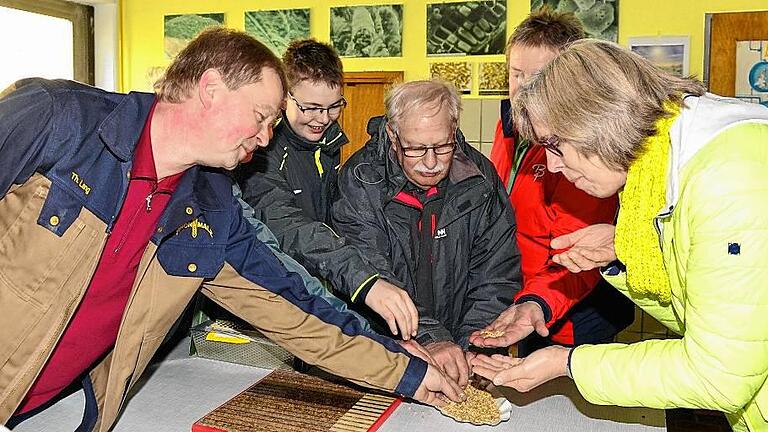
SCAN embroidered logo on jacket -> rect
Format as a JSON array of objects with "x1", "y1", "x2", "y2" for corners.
[
  {"x1": 533, "y1": 164, "x2": 546, "y2": 181},
  {"x1": 176, "y1": 218, "x2": 213, "y2": 239},
  {"x1": 71, "y1": 172, "x2": 91, "y2": 195},
  {"x1": 435, "y1": 228, "x2": 447, "y2": 239}
]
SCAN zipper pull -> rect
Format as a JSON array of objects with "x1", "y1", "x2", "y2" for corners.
[{"x1": 145, "y1": 193, "x2": 153, "y2": 212}]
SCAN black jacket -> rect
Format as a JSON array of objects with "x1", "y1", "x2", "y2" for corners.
[
  {"x1": 236, "y1": 118, "x2": 379, "y2": 301},
  {"x1": 332, "y1": 116, "x2": 521, "y2": 347}
]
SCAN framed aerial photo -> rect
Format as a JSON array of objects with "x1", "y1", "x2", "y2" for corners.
[
  {"x1": 532, "y1": 0, "x2": 618, "y2": 42},
  {"x1": 330, "y1": 5, "x2": 403, "y2": 57},
  {"x1": 427, "y1": 0, "x2": 507, "y2": 56},
  {"x1": 628, "y1": 36, "x2": 690, "y2": 77},
  {"x1": 430, "y1": 61, "x2": 472, "y2": 94},
  {"x1": 164, "y1": 13, "x2": 224, "y2": 59},
  {"x1": 478, "y1": 61, "x2": 508, "y2": 96},
  {"x1": 245, "y1": 9, "x2": 310, "y2": 55}
]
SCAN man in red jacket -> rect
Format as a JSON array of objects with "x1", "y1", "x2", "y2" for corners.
[{"x1": 469, "y1": 8, "x2": 633, "y2": 355}]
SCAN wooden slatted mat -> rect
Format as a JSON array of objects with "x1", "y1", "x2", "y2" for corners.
[{"x1": 192, "y1": 369, "x2": 401, "y2": 432}]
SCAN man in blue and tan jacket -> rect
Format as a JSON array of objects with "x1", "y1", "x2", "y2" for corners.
[{"x1": 0, "y1": 28, "x2": 462, "y2": 431}]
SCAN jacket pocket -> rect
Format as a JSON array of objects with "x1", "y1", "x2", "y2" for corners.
[
  {"x1": 0, "y1": 183, "x2": 100, "y2": 306},
  {"x1": 0, "y1": 182, "x2": 101, "y2": 378}
]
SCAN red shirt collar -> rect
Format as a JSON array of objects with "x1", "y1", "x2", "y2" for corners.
[{"x1": 131, "y1": 101, "x2": 184, "y2": 192}]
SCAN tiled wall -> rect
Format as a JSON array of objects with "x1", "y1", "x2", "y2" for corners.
[
  {"x1": 459, "y1": 98, "x2": 501, "y2": 159},
  {"x1": 616, "y1": 306, "x2": 678, "y2": 343}
]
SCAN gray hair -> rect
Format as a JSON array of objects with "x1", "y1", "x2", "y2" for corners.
[
  {"x1": 512, "y1": 39, "x2": 706, "y2": 170},
  {"x1": 385, "y1": 79, "x2": 462, "y2": 133}
]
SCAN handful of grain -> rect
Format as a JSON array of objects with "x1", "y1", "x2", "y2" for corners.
[
  {"x1": 438, "y1": 384, "x2": 501, "y2": 425},
  {"x1": 480, "y1": 329, "x2": 505, "y2": 338}
]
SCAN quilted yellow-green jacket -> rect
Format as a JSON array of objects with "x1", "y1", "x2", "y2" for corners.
[{"x1": 570, "y1": 94, "x2": 768, "y2": 431}]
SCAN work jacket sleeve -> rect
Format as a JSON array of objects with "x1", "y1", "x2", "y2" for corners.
[
  {"x1": 0, "y1": 80, "x2": 56, "y2": 198},
  {"x1": 516, "y1": 174, "x2": 618, "y2": 325},
  {"x1": 458, "y1": 175, "x2": 521, "y2": 347},
  {"x1": 233, "y1": 183, "x2": 371, "y2": 332},
  {"x1": 236, "y1": 149, "x2": 380, "y2": 301},
  {"x1": 572, "y1": 125, "x2": 768, "y2": 413},
  {"x1": 202, "y1": 193, "x2": 427, "y2": 398}
]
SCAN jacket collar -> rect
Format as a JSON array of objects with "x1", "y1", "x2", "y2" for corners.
[
  {"x1": 156, "y1": 166, "x2": 230, "y2": 239},
  {"x1": 277, "y1": 116, "x2": 349, "y2": 154},
  {"x1": 500, "y1": 99, "x2": 514, "y2": 138},
  {"x1": 97, "y1": 91, "x2": 156, "y2": 162},
  {"x1": 664, "y1": 93, "x2": 768, "y2": 214}
]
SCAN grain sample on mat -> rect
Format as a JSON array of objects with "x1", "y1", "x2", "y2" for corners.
[{"x1": 438, "y1": 385, "x2": 501, "y2": 425}]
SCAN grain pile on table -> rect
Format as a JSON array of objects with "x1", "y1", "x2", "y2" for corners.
[{"x1": 438, "y1": 384, "x2": 501, "y2": 425}]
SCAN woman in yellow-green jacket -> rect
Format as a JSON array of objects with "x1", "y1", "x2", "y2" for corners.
[{"x1": 471, "y1": 39, "x2": 768, "y2": 431}]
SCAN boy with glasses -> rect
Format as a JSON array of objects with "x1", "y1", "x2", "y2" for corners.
[{"x1": 236, "y1": 39, "x2": 419, "y2": 340}]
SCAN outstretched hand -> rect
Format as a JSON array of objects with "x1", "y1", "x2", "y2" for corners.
[
  {"x1": 365, "y1": 279, "x2": 419, "y2": 339},
  {"x1": 469, "y1": 302, "x2": 548, "y2": 348},
  {"x1": 471, "y1": 346, "x2": 570, "y2": 392},
  {"x1": 413, "y1": 364, "x2": 466, "y2": 407},
  {"x1": 551, "y1": 224, "x2": 617, "y2": 273}
]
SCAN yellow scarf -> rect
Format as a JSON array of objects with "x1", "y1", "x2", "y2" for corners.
[{"x1": 614, "y1": 104, "x2": 680, "y2": 304}]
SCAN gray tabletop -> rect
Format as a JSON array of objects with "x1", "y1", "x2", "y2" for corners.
[{"x1": 14, "y1": 339, "x2": 665, "y2": 432}]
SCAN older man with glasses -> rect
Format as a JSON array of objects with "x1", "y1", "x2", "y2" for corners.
[{"x1": 332, "y1": 79, "x2": 522, "y2": 389}]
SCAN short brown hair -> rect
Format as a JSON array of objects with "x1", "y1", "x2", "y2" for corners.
[
  {"x1": 155, "y1": 27, "x2": 287, "y2": 103},
  {"x1": 282, "y1": 38, "x2": 344, "y2": 90},
  {"x1": 506, "y1": 7, "x2": 584, "y2": 57},
  {"x1": 512, "y1": 39, "x2": 706, "y2": 170}
]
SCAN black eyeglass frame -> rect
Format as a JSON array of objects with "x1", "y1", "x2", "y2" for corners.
[
  {"x1": 533, "y1": 133, "x2": 565, "y2": 157},
  {"x1": 392, "y1": 129, "x2": 458, "y2": 158},
  {"x1": 287, "y1": 92, "x2": 347, "y2": 117}
]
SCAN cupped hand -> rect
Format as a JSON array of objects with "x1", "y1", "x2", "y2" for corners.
[
  {"x1": 471, "y1": 346, "x2": 570, "y2": 392},
  {"x1": 551, "y1": 224, "x2": 616, "y2": 273},
  {"x1": 469, "y1": 302, "x2": 548, "y2": 348}
]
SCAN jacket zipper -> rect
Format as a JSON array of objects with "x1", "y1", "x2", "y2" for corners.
[
  {"x1": 653, "y1": 206, "x2": 674, "y2": 250},
  {"x1": 113, "y1": 188, "x2": 156, "y2": 255}
]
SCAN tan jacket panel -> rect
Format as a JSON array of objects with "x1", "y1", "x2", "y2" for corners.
[
  {"x1": 203, "y1": 263, "x2": 412, "y2": 393},
  {"x1": 0, "y1": 174, "x2": 106, "y2": 422}
]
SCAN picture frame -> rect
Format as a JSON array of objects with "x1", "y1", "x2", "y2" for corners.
[
  {"x1": 628, "y1": 36, "x2": 690, "y2": 77},
  {"x1": 330, "y1": 5, "x2": 403, "y2": 58},
  {"x1": 245, "y1": 9, "x2": 311, "y2": 56}
]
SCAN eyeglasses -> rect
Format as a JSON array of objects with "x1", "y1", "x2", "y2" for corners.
[
  {"x1": 534, "y1": 133, "x2": 564, "y2": 158},
  {"x1": 288, "y1": 92, "x2": 347, "y2": 118},
  {"x1": 393, "y1": 130, "x2": 457, "y2": 158}
]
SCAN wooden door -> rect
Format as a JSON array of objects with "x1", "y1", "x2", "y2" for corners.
[
  {"x1": 338, "y1": 71, "x2": 403, "y2": 165},
  {"x1": 707, "y1": 11, "x2": 768, "y2": 97}
]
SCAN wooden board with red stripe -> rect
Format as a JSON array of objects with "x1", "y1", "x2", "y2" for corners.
[{"x1": 192, "y1": 369, "x2": 401, "y2": 432}]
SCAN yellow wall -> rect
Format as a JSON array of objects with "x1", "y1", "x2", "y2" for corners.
[{"x1": 120, "y1": 0, "x2": 767, "y2": 93}]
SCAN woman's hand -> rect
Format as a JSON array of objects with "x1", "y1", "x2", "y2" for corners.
[
  {"x1": 551, "y1": 224, "x2": 616, "y2": 272},
  {"x1": 471, "y1": 346, "x2": 571, "y2": 391}
]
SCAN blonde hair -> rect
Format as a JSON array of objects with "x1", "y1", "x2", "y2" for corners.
[
  {"x1": 385, "y1": 79, "x2": 461, "y2": 133},
  {"x1": 512, "y1": 39, "x2": 705, "y2": 170}
]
